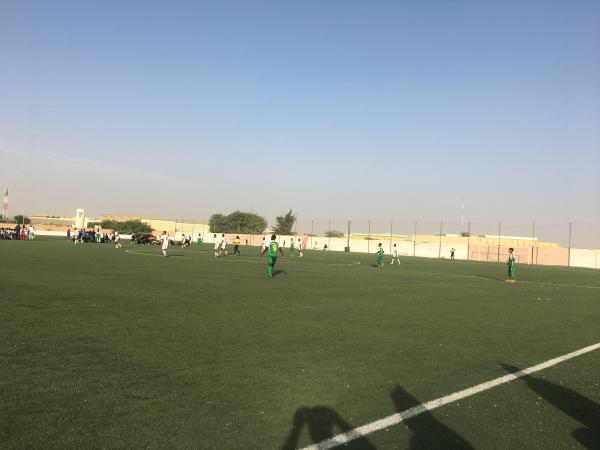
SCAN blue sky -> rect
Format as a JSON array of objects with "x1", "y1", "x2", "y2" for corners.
[{"x1": 1, "y1": 0, "x2": 599, "y2": 226}]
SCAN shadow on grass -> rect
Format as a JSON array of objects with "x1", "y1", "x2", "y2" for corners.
[
  {"x1": 501, "y1": 364, "x2": 600, "y2": 449},
  {"x1": 280, "y1": 406, "x2": 376, "y2": 450},
  {"x1": 391, "y1": 385, "x2": 473, "y2": 449},
  {"x1": 281, "y1": 386, "x2": 473, "y2": 449},
  {"x1": 273, "y1": 269, "x2": 286, "y2": 277}
]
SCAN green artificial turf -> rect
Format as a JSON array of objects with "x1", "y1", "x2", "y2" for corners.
[{"x1": 1, "y1": 239, "x2": 599, "y2": 449}]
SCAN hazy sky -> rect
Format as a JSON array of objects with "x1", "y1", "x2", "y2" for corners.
[{"x1": 1, "y1": 0, "x2": 599, "y2": 227}]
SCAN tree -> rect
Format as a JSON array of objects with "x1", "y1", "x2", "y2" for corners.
[
  {"x1": 460, "y1": 231, "x2": 471, "y2": 237},
  {"x1": 209, "y1": 211, "x2": 267, "y2": 234},
  {"x1": 99, "y1": 220, "x2": 153, "y2": 234},
  {"x1": 14, "y1": 215, "x2": 31, "y2": 224},
  {"x1": 208, "y1": 214, "x2": 227, "y2": 233},
  {"x1": 273, "y1": 209, "x2": 296, "y2": 235},
  {"x1": 273, "y1": 209, "x2": 296, "y2": 234},
  {"x1": 324, "y1": 230, "x2": 345, "y2": 238}
]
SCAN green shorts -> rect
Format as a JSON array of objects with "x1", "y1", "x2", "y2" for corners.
[{"x1": 268, "y1": 255, "x2": 277, "y2": 266}]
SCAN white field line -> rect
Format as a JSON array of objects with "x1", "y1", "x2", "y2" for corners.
[
  {"x1": 300, "y1": 342, "x2": 600, "y2": 450},
  {"x1": 403, "y1": 269, "x2": 600, "y2": 290},
  {"x1": 124, "y1": 249, "x2": 598, "y2": 289},
  {"x1": 517, "y1": 280, "x2": 600, "y2": 289},
  {"x1": 125, "y1": 250, "x2": 189, "y2": 258}
]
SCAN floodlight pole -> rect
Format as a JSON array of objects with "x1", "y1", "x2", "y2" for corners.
[
  {"x1": 497, "y1": 222, "x2": 501, "y2": 262},
  {"x1": 467, "y1": 221, "x2": 471, "y2": 261},
  {"x1": 438, "y1": 220, "x2": 443, "y2": 258},
  {"x1": 568, "y1": 222, "x2": 572, "y2": 267},
  {"x1": 413, "y1": 221, "x2": 417, "y2": 257}
]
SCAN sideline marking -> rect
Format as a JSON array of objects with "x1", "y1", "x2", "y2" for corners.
[
  {"x1": 300, "y1": 342, "x2": 600, "y2": 450},
  {"x1": 401, "y1": 269, "x2": 600, "y2": 290},
  {"x1": 125, "y1": 250, "x2": 189, "y2": 258}
]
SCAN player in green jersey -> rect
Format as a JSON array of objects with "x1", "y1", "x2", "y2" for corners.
[
  {"x1": 290, "y1": 238, "x2": 296, "y2": 256},
  {"x1": 261, "y1": 234, "x2": 286, "y2": 278},
  {"x1": 376, "y1": 242, "x2": 384, "y2": 269},
  {"x1": 505, "y1": 247, "x2": 516, "y2": 283}
]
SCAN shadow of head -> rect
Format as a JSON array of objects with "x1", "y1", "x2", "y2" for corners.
[
  {"x1": 391, "y1": 384, "x2": 474, "y2": 449},
  {"x1": 281, "y1": 406, "x2": 376, "y2": 450},
  {"x1": 500, "y1": 364, "x2": 600, "y2": 449}
]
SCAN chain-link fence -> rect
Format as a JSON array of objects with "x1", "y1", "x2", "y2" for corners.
[
  {"x1": 287, "y1": 218, "x2": 599, "y2": 269},
  {"x1": 72, "y1": 215, "x2": 596, "y2": 269}
]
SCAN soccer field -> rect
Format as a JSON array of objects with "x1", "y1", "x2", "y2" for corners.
[{"x1": 1, "y1": 239, "x2": 599, "y2": 449}]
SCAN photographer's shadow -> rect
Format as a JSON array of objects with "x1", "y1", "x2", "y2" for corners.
[
  {"x1": 281, "y1": 405, "x2": 376, "y2": 450},
  {"x1": 502, "y1": 364, "x2": 600, "y2": 449},
  {"x1": 391, "y1": 384, "x2": 473, "y2": 449}
]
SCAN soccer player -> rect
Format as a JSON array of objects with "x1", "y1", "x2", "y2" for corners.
[
  {"x1": 297, "y1": 238, "x2": 304, "y2": 257},
  {"x1": 289, "y1": 238, "x2": 296, "y2": 256},
  {"x1": 233, "y1": 235, "x2": 242, "y2": 256},
  {"x1": 505, "y1": 248, "x2": 516, "y2": 283},
  {"x1": 114, "y1": 231, "x2": 122, "y2": 248},
  {"x1": 160, "y1": 231, "x2": 170, "y2": 257},
  {"x1": 213, "y1": 234, "x2": 219, "y2": 257},
  {"x1": 450, "y1": 248, "x2": 455, "y2": 260},
  {"x1": 391, "y1": 243, "x2": 401, "y2": 265},
  {"x1": 261, "y1": 234, "x2": 285, "y2": 278},
  {"x1": 219, "y1": 233, "x2": 228, "y2": 256},
  {"x1": 376, "y1": 243, "x2": 384, "y2": 268},
  {"x1": 260, "y1": 237, "x2": 268, "y2": 255}
]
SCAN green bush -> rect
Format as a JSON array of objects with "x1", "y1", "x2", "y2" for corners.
[
  {"x1": 209, "y1": 211, "x2": 267, "y2": 234},
  {"x1": 14, "y1": 215, "x2": 31, "y2": 225},
  {"x1": 99, "y1": 220, "x2": 153, "y2": 234}
]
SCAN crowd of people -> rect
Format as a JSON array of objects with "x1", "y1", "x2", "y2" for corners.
[
  {"x1": 0, "y1": 224, "x2": 36, "y2": 240},
  {"x1": 67, "y1": 227, "x2": 123, "y2": 245}
]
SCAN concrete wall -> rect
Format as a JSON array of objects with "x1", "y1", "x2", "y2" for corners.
[{"x1": 27, "y1": 229, "x2": 600, "y2": 270}]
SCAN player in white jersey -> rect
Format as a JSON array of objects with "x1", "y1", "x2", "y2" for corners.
[
  {"x1": 261, "y1": 237, "x2": 268, "y2": 255},
  {"x1": 114, "y1": 231, "x2": 122, "y2": 248},
  {"x1": 213, "y1": 234, "x2": 219, "y2": 257},
  {"x1": 391, "y1": 243, "x2": 400, "y2": 265},
  {"x1": 160, "y1": 231, "x2": 170, "y2": 257},
  {"x1": 297, "y1": 238, "x2": 304, "y2": 257},
  {"x1": 219, "y1": 233, "x2": 228, "y2": 256}
]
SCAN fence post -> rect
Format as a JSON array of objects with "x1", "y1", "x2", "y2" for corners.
[
  {"x1": 368, "y1": 220, "x2": 371, "y2": 253},
  {"x1": 531, "y1": 222, "x2": 535, "y2": 265},
  {"x1": 390, "y1": 220, "x2": 393, "y2": 253},
  {"x1": 438, "y1": 220, "x2": 443, "y2": 258},
  {"x1": 413, "y1": 221, "x2": 417, "y2": 257},
  {"x1": 346, "y1": 220, "x2": 351, "y2": 252},
  {"x1": 568, "y1": 222, "x2": 572, "y2": 267},
  {"x1": 497, "y1": 222, "x2": 501, "y2": 262},
  {"x1": 467, "y1": 221, "x2": 471, "y2": 261}
]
